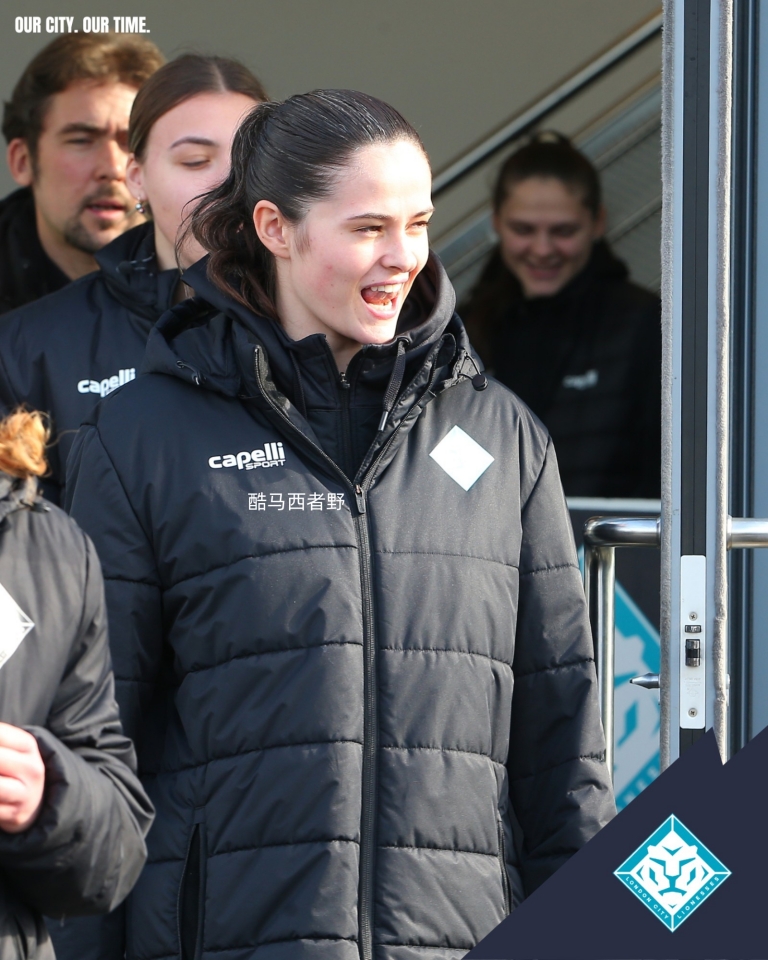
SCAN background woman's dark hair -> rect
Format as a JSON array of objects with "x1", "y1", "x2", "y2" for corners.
[
  {"x1": 493, "y1": 130, "x2": 601, "y2": 216},
  {"x1": 462, "y1": 132, "x2": 602, "y2": 350},
  {"x1": 128, "y1": 53, "x2": 268, "y2": 161},
  {"x1": 185, "y1": 89, "x2": 427, "y2": 318}
]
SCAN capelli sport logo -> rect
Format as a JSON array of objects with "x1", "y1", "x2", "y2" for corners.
[
  {"x1": 77, "y1": 368, "x2": 136, "y2": 398},
  {"x1": 209, "y1": 442, "x2": 286, "y2": 471}
]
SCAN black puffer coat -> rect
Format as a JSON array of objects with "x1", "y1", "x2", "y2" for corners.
[
  {"x1": 0, "y1": 221, "x2": 179, "y2": 504},
  {"x1": 462, "y1": 241, "x2": 661, "y2": 498},
  {"x1": 65, "y1": 255, "x2": 615, "y2": 960},
  {"x1": 0, "y1": 188, "x2": 69, "y2": 315},
  {"x1": 0, "y1": 472, "x2": 154, "y2": 960}
]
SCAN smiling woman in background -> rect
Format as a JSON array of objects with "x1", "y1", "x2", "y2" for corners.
[
  {"x1": 462, "y1": 132, "x2": 661, "y2": 499},
  {"x1": 0, "y1": 54, "x2": 266, "y2": 503}
]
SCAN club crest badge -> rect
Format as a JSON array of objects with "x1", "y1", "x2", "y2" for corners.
[{"x1": 614, "y1": 814, "x2": 731, "y2": 931}]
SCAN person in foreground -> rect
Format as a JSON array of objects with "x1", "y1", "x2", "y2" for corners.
[
  {"x1": 462, "y1": 132, "x2": 661, "y2": 499},
  {"x1": 67, "y1": 91, "x2": 615, "y2": 959},
  {"x1": 0, "y1": 409, "x2": 153, "y2": 960},
  {"x1": 0, "y1": 54, "x2": 266, "y2": 504}
]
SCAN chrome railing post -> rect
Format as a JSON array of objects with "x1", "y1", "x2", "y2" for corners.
[
  {"x1": 583, "y1": 516, "x2": 661, "y2": 783},
  {"x1": 595, "y1": 545, "x2": 616, "y2": 778},
  {"x1": 583, "y1": 513, "x2": 768, "y2": 784}
]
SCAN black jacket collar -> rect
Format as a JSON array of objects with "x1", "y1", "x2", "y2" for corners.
[
  {"x1": 0, "y1": 188, "x2": 69, "y2": 314},
  {"x1": 95, "y1": 222, "x2": 180, "y2": 322}
]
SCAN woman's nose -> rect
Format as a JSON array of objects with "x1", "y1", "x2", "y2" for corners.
[
  {"x1": 530, "y1": 230, "x2": 556, "y2": 258},
  {"x1": 382, "y1": 232, "x2": 420, "y2": 273}
]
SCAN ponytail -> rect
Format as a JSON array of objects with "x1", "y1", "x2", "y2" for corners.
[
  {"x1": 0, "y1": 409, "x2": 49, "y2": 479},
  {"x1": 183, "y1": 90, "x2": 427, "y2": 318},
  {"x1": 182, "y1": 102, "x2": 280, "y2": 318}
]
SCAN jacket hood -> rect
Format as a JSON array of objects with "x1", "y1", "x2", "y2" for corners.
[
  {"x1": 144, "y1": 252, "x2": 474, "y2": 407},
  {"x1": 95, "y1": 222, "x2": 180, "y2": 322}
]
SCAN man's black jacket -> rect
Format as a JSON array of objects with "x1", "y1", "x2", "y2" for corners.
[
  {"x1": 463, "y1": 241, "x2": 661, "y2": 498},
  {"x1": 0, "y1": 221, "x2": 179, "y2": 503},
  {"x1": 65, "y1": 254, "x2": 615, "y2": 960},
  {"x1": 0, "y1": 188, "x2": 69, "y2": 315},
  {"x1": 0, "y1": 472, "x2": 154, "y2": 960}
]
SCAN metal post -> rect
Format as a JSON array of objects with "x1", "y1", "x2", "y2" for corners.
[
  {"x1": 595, "y1": 546, "x2": 616, "y2": 778},
  {"x1": 583, "y1": 517, "x2": 661, "y2": 783}
]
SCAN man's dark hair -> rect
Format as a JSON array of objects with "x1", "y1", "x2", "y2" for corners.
[
  {"x1": 186, "y1": 89, "x2": 427, "y2": 319},
  {"x1": 2, "y1": 32, "x2": 165, "y2": 158}
]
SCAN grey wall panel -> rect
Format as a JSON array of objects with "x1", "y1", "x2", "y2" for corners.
[{"x1": 1, "y1": 1, "x2": 659, "y2": 202}]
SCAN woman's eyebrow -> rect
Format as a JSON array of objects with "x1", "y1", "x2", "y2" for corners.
[
  {"x1": 346, "y1": 208, "x2": 434, "y2": 221},
  {"x1": 170, "y1": 136, "x2": 217, "y2": 149}
]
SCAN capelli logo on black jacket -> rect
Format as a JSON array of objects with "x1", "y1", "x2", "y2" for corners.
[
  {"x1": 77, "y1": 368, "x2": 136, "y2": 398},
  {"x1": 208, "y1": 442, "x2": 286, "y2": 470}
]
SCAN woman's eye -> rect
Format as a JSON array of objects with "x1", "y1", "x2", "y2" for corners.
[
  {"x1": 181, "y1": 159, "x2": 209, "y2": 169},
  {"x1": 358, "y1": 225, "x2": 382, "y2": 234}
]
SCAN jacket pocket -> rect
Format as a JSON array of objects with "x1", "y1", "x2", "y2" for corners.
[
  {"x1": 497, "y1": 818, "x2": 512, "y2": 916},
  {"x1": 178, "y1": 810, "x2": 207, "y2": 960}
]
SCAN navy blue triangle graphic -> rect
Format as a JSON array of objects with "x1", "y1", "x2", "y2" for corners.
[{"x1": 467, "y1": 726, "x2": 768, "y2": 959}]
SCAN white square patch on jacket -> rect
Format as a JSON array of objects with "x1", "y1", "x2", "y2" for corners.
[
  {"x1": 429, "y1": 425, "x2": 494, "y2": 491},
  {"x1": 0, "y1": 583, "x2": 34, "y2": 669}
]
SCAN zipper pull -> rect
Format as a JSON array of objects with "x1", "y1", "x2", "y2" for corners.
[
  {"x1": 354, "y1": 483, "x2": 366, "y2": 514},
  {"x1": 339, "y1": 371, "x2": 351, "y2": 390}
]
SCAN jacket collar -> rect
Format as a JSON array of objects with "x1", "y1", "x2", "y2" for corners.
[
  {"x1": 95, "y1": 222, "x2": 180, "y2": 322},
  {"x1": 144, "y1": 251, "x2": 473, "y2": 406},
  {"x1": 0, "y1": 473, "x2": 40, "y2": 525}
]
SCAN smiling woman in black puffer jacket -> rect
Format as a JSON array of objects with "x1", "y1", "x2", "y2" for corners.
[
  {"x1": 66, "y1": 91, "x2": 615, "y2": 960},
  {"x1": 0, "y1": 409, "x2": 153, "y2": 960}
]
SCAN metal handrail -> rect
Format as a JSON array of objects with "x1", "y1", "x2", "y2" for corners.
[
  {"x1": 584, "y1": 513, "x2": 768, "y2": 782},
  {"x1": 583, "y1": 517, "x2": 660, "y2": 780},
  {"x1": 432, "y1": 13, "x2": 663, "y2": 196}
]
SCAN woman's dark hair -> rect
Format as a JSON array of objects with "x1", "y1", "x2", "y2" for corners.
[
  {"x1": 128, "y1": 54, "x2": 268, "y2": 161},
  {"x1": 492, "y1": 131, "x2": 601, "y2": 216},
  {"x1": 461, "y1": 132, "x2": 602, "y2": 351},
  {"x1": 185, "y1": 89, "x2": 427, "y2": 318}
]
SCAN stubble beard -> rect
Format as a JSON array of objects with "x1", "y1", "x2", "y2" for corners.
[{"x1": 62, "y1": 207, "x2": 144, "y2": 254}]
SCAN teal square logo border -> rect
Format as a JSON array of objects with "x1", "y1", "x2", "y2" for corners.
[{"x1": 614, "y1": 814, "x2": 731, "y2": 931}]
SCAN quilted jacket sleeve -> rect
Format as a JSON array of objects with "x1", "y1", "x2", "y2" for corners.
[
  {"x1": 66, "y1": 424, "x2": 165, "y2": 752},
  {"x1": 0, "y1": 533, "x2": 153, "y2": 918},
  {"x1": 52, "y1": 424, "x2": 165, "y2": 960},
  {"x1": 508, "y1": 438, "x2": 616, "y2": 894}
]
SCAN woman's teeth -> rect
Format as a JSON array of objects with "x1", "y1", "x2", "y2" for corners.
[{"x1": 362, "y1": 284, "x2": 401, "y2": 306}]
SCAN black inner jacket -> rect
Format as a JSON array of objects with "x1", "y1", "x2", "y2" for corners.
[
  {"x1": 0, "y1": 221, "x2": 179, "y2": 504},
  {"x1": 0, "y1": 187, "x2": 70, "y2": 315},
  {"x1": 462, "y1": 240, "x2": 661, "y2": 498}
]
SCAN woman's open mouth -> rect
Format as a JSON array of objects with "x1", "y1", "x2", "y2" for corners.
[{"x1": 361, "y1": 283, "x2": 404, "y2": 315}]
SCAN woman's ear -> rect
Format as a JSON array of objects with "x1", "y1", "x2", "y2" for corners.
[
  {"x1": 253, "y1": 201, "x2": 291, "y2": 260},
  {"x1": 125, "y1": 155, "x2": 145, "y2": 203}
]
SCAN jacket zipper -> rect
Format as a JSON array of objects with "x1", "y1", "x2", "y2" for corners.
[
  {"x1": 355, "y1": 484, "x2": 377, "y2": 960},
  {"x1": 252, "y1": 347, "x2": 429, "y2": 960},
  {"x1": 338, "y1": 371, "x2": 354, "y2": 480}
]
